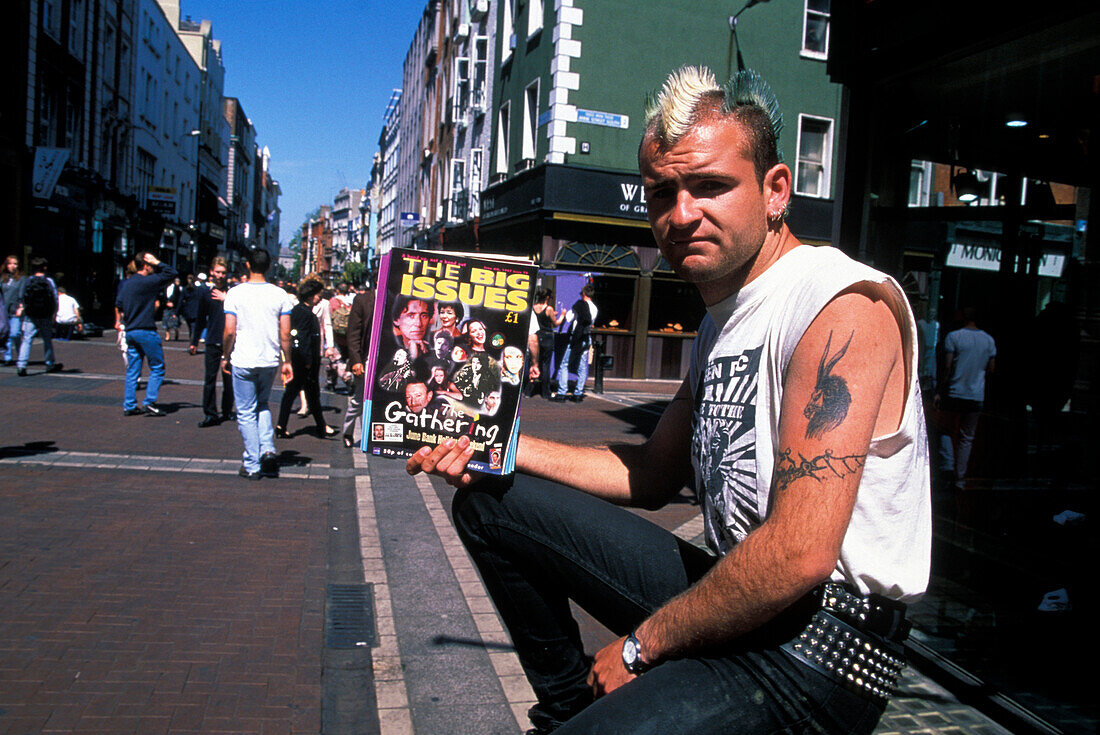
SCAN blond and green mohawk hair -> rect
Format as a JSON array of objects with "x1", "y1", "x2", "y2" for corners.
[{"x1": 643, "y1": 65, "x2": 784, "y2": 185}]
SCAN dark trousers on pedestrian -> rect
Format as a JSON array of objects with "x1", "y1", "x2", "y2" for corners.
[
  {"x1": 940, "y1": 397, "x2": 982, "y2": 490},
  {"x1": 277, "y1": 357, "x2": 325, "y2": 431},
  {"x1": 203, "y1": 343, "x2": 234, "y2": 419},
  {"x1": 453, "y1": 475, "x2": 887, "y2": 734}
]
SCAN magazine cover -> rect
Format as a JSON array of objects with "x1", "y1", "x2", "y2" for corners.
[{"x1": 362, "y1": 248, "x2": 538, "y2": 475}]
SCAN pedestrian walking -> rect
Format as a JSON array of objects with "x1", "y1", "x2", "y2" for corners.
[
  {"x1": 163, "y1": 277, "x2": 182, "y2": 341},
  {"x1": 340, "y1": 283, "x2": 375, "y2": 448},
  {"x1": 115, "y1": 252, "x2": 177, "y2": 415},
  {"x1": 276, "y1": 277, "x2": 338, "y2": 439},
  {"x1": 550, "y1": 283, "x2": 596, "y2": 402},
  {"x1": 1, "y1": 255, "x2": 24, "y2": 365},
  {"x1": 221, "y1": 248, "x2": 294, "y2": 480},
  {"x1": 934, "y1": 306, "x2": 996, "y2": 491},
  {"x1": 15, "y1": 257, "x2": 63, "y2": 377},
  {"x1": 528, "y1": 288, "x2": 565, "y2": 398},
  {"x1": 189, "y1": 257, "x2": 234, "y2": 427},
  {"x1": 180, "y1": 274, "x2": 202, "y2": 341}
]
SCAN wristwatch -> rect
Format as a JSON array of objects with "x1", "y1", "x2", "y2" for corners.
[{"x1": 621, "y1": 632, "x2": 651, "y2": 675}]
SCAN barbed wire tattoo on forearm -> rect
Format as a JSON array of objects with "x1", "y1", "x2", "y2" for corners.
[{"x1": 774, "y1": 448, "x2": 866, "y2": 492}]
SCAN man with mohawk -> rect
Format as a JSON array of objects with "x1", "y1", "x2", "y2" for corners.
[{"x1": 410, "y1": 66, "x2": 930, "y2": 734}]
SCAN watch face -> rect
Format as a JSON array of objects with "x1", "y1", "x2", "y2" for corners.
[{"x1": 623, "y1": 637, "x2": 639, "y2": 665}]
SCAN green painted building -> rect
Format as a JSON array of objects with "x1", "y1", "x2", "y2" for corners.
[{"x1": 480, "y1": 0, "x2": 842, "y2": 378}]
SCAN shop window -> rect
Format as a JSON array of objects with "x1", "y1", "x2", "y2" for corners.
[
  {"x1": 795, "y1": 114, "x2": 832, "y2": 198},
  {"x1": 801, "y1": 0, "x2": 830, "y2": 59},
  {"x1": 648, "y1": 279, "x2": 705, "y2": 334},
  {"x1": 591, "y1": 275, "x2": 634, "y2": 331}
]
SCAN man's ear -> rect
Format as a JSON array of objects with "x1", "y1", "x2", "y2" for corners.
[{"x1": 763, "y1": 162, "x2": 792, "y2": 218}]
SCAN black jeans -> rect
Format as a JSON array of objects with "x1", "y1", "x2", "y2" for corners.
[
  {"x1": 277, "y1": 357, "x2": 325, "y2": 430},
  {"x1": 202, "y1": 343, "x2": 234, "y2": 419},
  {"x1": 453, "y1": 475, "x2": 887, "y2": 734}
]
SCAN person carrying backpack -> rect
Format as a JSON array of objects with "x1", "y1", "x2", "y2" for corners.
[{"x1": 16, "y1": 256, "x2": 63, "y2": 376}]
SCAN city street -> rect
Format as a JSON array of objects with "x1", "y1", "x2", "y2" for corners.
[{"x1": 1, "y1": 334, "x2": 1013, "y2": 734}]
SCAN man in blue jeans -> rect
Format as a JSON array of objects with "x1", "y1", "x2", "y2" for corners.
[
  {"x1": 550, "y1": 284, "x2": 596, "y2": 403},
  {"x1": 410, "y1": 66, "x2": 931, "y2": 734},
  {"x1": 15, "y1": 257, "x2": 64, "y2": 377},
  {"x1": 220, "y1": 249, "x2": 293, "y2": 480},
  {"x1": 115, "y1": 252, "x2": 176, "y2": 415}
]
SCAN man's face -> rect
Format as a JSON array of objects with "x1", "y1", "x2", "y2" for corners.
[
  {"x1": 484, "y1": 390, "x2": 501, "y2": 413},
  {"x1": 394, "y1": 300, "x2": 430, "y2": 343},
  {"x1": 405, "y1": 383, "x2": 431, "y2": 412},
  {"x1": 439, "y1": 305, "x2": 457, "y2": 327},
  {"x1": 210, "y1": 265, "x2": 227, "y2": 286},
  {"x1": 640, "y1": 118, "x2": 778, "y2": 304}
]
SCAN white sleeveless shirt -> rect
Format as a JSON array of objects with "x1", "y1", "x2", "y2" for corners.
[{"x1": 688, "y1": 245, "x2": 931, "y2": 602}]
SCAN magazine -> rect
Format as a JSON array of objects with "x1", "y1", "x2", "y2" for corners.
[{"x1": 362, "y1": 248, "x2": 538, "y2": 475}]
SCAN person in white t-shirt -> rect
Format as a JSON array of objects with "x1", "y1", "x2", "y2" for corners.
[
  {"x1": 221, "y1": 249, "x2": 294, "y2": 480},
  {"x1": 55, "y1": 287, "x2": 83, "y2": 339},
  {"x1": 407, "y1": 66, "x2": 930, "y2": 735}
]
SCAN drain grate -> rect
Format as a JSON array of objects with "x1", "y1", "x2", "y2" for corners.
[{"x1": 325, "y1": 583, "x2": 376, "y2": 649}]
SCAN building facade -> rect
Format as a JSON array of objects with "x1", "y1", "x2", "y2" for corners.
[
  {"x1": 373, "y1": 89, "x2": 402, "y2": 263},
  {"x1": 477, "y1": 0, "x2": 842, "y2": 378}
]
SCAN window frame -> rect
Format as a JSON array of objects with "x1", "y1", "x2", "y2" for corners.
[
  {"x1": 794, "y1": 113, "x2": 834, "y2": 199},
  {"x1": 800, "y1": 0, "x2": 831, "y2": 60},
  {"x1": 522, "y1": 79, "x2": 540, "y2": 162},
  {"x1": 495, "y1": 102, "x2": 510, "y2": 175}
]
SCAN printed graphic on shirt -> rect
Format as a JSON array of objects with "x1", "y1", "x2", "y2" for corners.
[{"x1": 692, "y1": 346, "x2": 762, "y2": 550}]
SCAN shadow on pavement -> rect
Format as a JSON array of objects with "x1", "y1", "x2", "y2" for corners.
[{"x1": 0, "y1": 440, "x2": 59, "y2": 459}]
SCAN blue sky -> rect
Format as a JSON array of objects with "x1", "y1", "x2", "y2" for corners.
[{"x1": 181, "y1": 0, "x2": 425, "y2": 247}]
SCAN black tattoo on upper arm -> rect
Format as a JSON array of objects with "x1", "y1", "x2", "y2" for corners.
[
  {"x1": 803, "y1": 330, "x2": 853, "y2": 439},
  {"x1": 774, "y1": 448, "x2": 866, "y2": 493}
]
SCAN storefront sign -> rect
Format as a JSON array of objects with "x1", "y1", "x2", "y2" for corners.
[
  {"x1": 147, "y1": 186, "x2": 178, "y2": 216},
  {"x1": 399, "y1": 211, "x2": 420, "y2": 229},
  {"x1": 946, "y1": 242, "x2": 1066, "y2": 278},
  {"x1": 482, "y1": 165, "x2": 650, "y2": 224}
]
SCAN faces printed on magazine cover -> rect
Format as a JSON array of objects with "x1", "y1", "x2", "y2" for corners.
[{"x1": 377, "y1": 296, "x2": 520, "y2": 421}]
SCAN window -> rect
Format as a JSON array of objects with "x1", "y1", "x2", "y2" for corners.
[
  {"x1": 136, "y1": 148, "x2": 156, "y2": 206},
  {"x1": 472, "y1": 37, "x2": 488, "y2": 111},
  {"x1": 527, "y1": 0, "x2": 544, "y2": 38},
  {"x1": 501, "y1": 0, "x2": 515, "y2": 64},
  {"x1": 38, "y1": 86, "x2": 58, "y2": 146},
  {"x1": 795, "y1": 115, "x2": 833, "y2": 198},
  {"x1": 522, "y1": 80, "x2": 539, "y2": 162},
  {"x1": 469, "y1": 148, "x2": 483, "y2": 216},
  {"x1": 908, "y1": 161, "x2": 933, "y2": 207},
  {"x1": 801, "y1": 0, "x2": 830, "y2": 59},
  {"x1": 453, "y1": 56, "x2": 470, "y2": 122},
  {"x1": 450, "y1": 158, "x2": 467, "y2": 221},
  {"x1": 65, "y1": 99, "x2": 79, "y2": 154},
  {"x1": 42, "y1": 0, "x2": 61, "y2": 40},
  {"x1": 496, "y1": 102, "x2": 510, "y2": 174},
  {"x1": 68, "y1": 0, "x2": 85, "y2": 58}
]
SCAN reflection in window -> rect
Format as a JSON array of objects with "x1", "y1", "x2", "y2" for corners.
[
  {"x1": 802, "y1": 0, "x2": 830, "y2": 58},
  {"x1": 795, "y1": 114, "x2": 833, "y2": 198}
]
